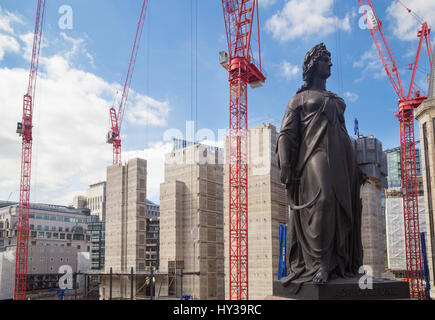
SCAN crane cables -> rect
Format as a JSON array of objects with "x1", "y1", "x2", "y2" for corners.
[{"x1": 396, "y1": 0, "x2": 425, "y2": 25}]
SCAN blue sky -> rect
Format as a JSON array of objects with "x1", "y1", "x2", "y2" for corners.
[{"x1": 0, "y1": 0, "x2": 434, "y2": 205}]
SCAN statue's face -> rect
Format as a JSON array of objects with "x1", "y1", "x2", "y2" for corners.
[{"x1": 315, "y1": 54, "x2": 333, "y2": 80}]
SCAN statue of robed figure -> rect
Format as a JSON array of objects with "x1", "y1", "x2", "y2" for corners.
[{"x1": 276, "y1": 43, "x2": 365, "y2": 288}]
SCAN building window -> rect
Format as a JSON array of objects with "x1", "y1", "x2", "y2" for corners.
[
  {"x1": 67, "y1": 234, "x2": 72, "y2": 240},
  {"x1": 77, "y1": 245, "x2": 81, "y2": 250},
  {"x1": 38, "y1": 232, "x2": 44, "y2": 238},
  {"x1": 37, "y1": 225, "x2": 42, "y2": 231},
  {"x1": 46, "y1": 232, "x2": 51, "y2": 239},
  {"x1": 60, "y1": 233, "x2": 65, "y2": 239},
  {"x1": 44, "y1": 226, "x2": 49, "y2": 231}
]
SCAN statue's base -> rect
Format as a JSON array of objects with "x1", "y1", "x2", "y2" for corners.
[{"x1": 271, "y1": 277, "x2": 410, "y2": 300}]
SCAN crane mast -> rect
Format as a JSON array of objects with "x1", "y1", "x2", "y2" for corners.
[
  {"x1": 107, "y1": 0, "x2": 149, "y2": 165},
  {"x1": 358, "y1": 0, "x2": 432, "y2": 299},
  {"x1": 221, "y1": 0, "x2": 265, "y2": 300},
  {"x1": 14, "y1": 0, "x2": 46, "y2": 300}
]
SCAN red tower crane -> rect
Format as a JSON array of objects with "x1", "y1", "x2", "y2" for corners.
[
  {"x1": 358, "y1": 0, "x2": 432, "y2": 299},
  {"x1": 14, "y1": 0, "x2": 46, "y2": 300},
  {"x1": 107, "y1": 0, "x2": 149, "y2": 165},
  {"x1": 220, "y1": 0, "x2": 266, "y2": 300}
]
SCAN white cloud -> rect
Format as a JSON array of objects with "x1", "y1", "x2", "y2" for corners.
[
  {"x1": 0, "y1": 31, "x2": 171, "y2": 206},
  {"x1": 353, "y1": 44, "x2": 386, "y2": 81},
  {"x1": 123, "y1": 141, "x2": 173, "y2": 203},
  {"x1": 0, "y1": 7, "x2": 23, "y2": 34},
  {"x1": 344, "y1": 91, "x2": 359, "y2": 103},
  {"x1": 126, "y1": 95, "x2": 171, "y2": 127},
  {"x1": 18, "y1": 32, "x2": 35, "y2": 61},
  {"x1": 0, "y1": 33, "x2": 20, "y2": 60},
  {"x1": 386, "y1": 0, "x2": 435, "y2": 41},
  {"x1": 60, "y1": 32, "x2": 95, "y2": 67},
  {"x1": 280, "y1": 60, "x2": 299, "y2": 80},
  {"x1": 265, "y1": 0, "x2": 351, "y2": 42}
]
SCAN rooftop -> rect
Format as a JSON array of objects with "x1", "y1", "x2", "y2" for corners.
[
  {"x1": 146, "y1": 199, "x2": 159, "y2": 207},
  {"x1": 1, "y1": 202, "x2": 90, "y2": 216},
  {"x1": 89, "y1": 181, "x2": 106, "y2": 188}
]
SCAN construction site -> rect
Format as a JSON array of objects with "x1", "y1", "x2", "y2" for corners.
[{"x1": 1, "y1": 0, "x2": 435, "y2": 302}]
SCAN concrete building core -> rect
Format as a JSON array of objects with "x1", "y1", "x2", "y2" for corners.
[
  {"x1": 354, "y1": 136, "x2": 388, "y2": 278},
  {"x1": 414, "y1": 56, "x2": 435, "y2": 296},
  {"x1": 224, "y1": 123, "x2": 288, "y2": 300},
  {"x1": 159, "y1": 143, "x2": 224, "y2": 300},
  {"x1": 73, "y1": 196, "x2": 87, "y2": 210},
  {"x1": 101, "y1": 158, "x2": 147, "y2": 299}
]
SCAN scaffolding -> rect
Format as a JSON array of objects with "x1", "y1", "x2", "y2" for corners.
[
  {"x1": 385, "y1": 196, "x2": 426, "y2": 271},
  {"x1": 6, "y1": 268, "x2": 201, "y2": 300}
]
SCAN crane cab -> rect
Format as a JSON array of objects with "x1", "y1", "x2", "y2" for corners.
[
  {"x1": 16, "y1": 122, "x2": 23, "y2": 136},
  {"x1": 219, "y1": 51, "x2": 229, "y2": 70},
  {"x1": 106, "y1": 130, "x2": 116, "y2": 144}
]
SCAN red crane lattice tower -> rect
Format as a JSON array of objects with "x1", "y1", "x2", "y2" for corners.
[
  {"x1": 221, "y1": 0, "x2": 265, "y2": 300},
  {"x1": 14, "y1": 0, "x2": 46, "y2": 300},
  {"x1": 107, "y1": 0, "x2": 149, "y2": 165},
  {"x1": 358, "y1": 0, "x2": 433, "y2": 299}
]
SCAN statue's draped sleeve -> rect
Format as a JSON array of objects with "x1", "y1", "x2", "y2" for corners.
[{"x1": 276, "y1": 94, "x2": 302, "y2": 175}]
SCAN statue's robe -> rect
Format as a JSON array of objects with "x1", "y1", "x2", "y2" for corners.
[{"x1": 277, "y1": 89, "x2": 363, "y2": 289}]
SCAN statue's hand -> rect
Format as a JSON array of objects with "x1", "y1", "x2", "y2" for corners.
[{"x1": 280, "y1": 163, "x2": 295, "y2": 188}]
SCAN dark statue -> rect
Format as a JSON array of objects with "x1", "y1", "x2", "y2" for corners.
[{"x1": 276, "y1": 43, "x2": 365, "y2": 288}]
